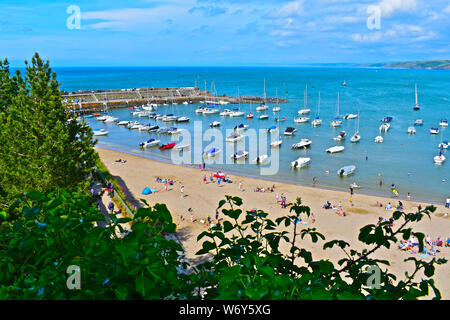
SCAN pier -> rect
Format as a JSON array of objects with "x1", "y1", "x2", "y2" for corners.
[{"x1": 62, "y1": 87, "x2": 288, "y2": 114}]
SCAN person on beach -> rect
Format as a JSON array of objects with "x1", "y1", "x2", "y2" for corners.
[
  {"x1": 407, "y1": 192, "x2": 411, "y2": 201},
  {"x1": 445, "y1": 197, "x2": 450, "y2": 209},
  {"x1": 379, "y1": 179, "x2": 383, "y2": 187},
  {"x1": 350, "y1": 186, "x2": 354, "y2": 195},
  {"x1": 239, "y1": 182, "x2": 243, "y2": 191},
  {"x1": 203, "y1": 175, "x2": 207, "y2": 183},
  {"x1": 215, "y1": 210, "x2": 219, "y2": 221},
  {"x1": 313, "y1": 177, "x2": 317, "y2": 187},
  {"x1": 276, "y1": 194, "x2": 279, "y2": 203},
  {"x1": 203, "y1": 162, "x2": 206, "y2": 171},
  {"x1": 349, "y1": 195, "x2": 354, "y2": 206},
  {"x1": 164, "y1": 181, "x2": 168, "y2": 192},
  {"x1": 311, "y1": 213, "x2": 315, "y2": 223},
  {"x1": 180, "y1": 185, "x2": 184, "y2": 198}
]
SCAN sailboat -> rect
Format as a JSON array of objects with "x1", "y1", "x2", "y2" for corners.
[
  {"x1": 312, "y1": 91, "x2": 322, "y2": 127},
  {"x1": 256, "y1": 79, "x2": 269, "y2": 111},
  {"x1": 413, "y1": 83, "x2": 420, "y2": 111},
  {"x1": 330, "y1": 92, "x2": 342, "y2": 127},
  {"x1": 273, "y1": 88, "x2": 280, "y2": 112},
  {"x1": 229, "y1": 87, "x2": 244, "y2": 117},
  {"x1": 246, "y1": 103, "x2": 254, "y2": 119},
  {"x1": 298, "y1": 84, "x2": 311, "y2": 115},
  {"x1": 350, "y1": 112, "x2": 361, "y2": 143}
]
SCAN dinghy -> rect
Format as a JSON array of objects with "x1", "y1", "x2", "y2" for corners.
[
  {"x1": 231, "y1": 150, "x2": 249, "y2": 160},
  {"x1": 414, "y1": 119, "x2": 424, "y2": 126},
  {"x1": 430, "y1": 127, "x2": 439, "y2": 135},
  {"x1": 345, "y1": 114, "x2": 358, "y2": 120},
  {"x1": 158, "y1": 142, "x2": 176, "y2": 150},
  {"x1": 259, "y1": 115, "x2": 269, "y2": 120},
  {"x1": 292, "y1": 139, "x2": 312, "y2": 149},
  {"x1": 204, "y1": 147, "x2": 221, "y2": 157},
  {"x1": 294, "y1": 117, "x2": 310, "y2": 123},
  {"x1": 337, "y1": 165, "x2": 356, "y2": 177},
  {"x1": 326, "y1": 146, "x2": 344, "y2": 153},
  {"x1": 439, "y1": 119, "x2": 448, "y2": 127},
  {"x1": 434, "y1": 153, "x2": 446, "y2": 165},
  {"x1": 284, "y1": 127, "x2": 297, "y2": 136},
  {"x1": 275, "y1": 117, "x2": 287, "y2": 122}
]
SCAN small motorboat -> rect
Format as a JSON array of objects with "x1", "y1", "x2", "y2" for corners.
[
  {"x1": 267, "y1": 125, "x2": 278, "y2": 133},
  {"x1": 439, "y1": 119, "x2": 448, "y2": 127},
  {"x1": 118, "y1": 120, "x2": 130, "y2": 126},
  {"x1": 350, "y1": 132, "x2": 361, "y2": 143},
  {"x1": 326, "y1": 146, "x2": 345, "y2": 153},
  {"x1": 337, "y1": 165, "x2": 356, "y2": 177},
  {"x1": 203, "y1": 108, "x2": 220, "y2": 115},
  {"x1": 96, "y1": 116, "x2": 107, "y2": 121},
  {"x1": 273, "y1": 106, "x2": 280, "y2": 112},
  {"x1": 284, "y1": 127, "x2": 297, "y2": 136},
  {"x1": 294, "y1": 117, "x2": 310, "y2": 123},
  {"x1": 162, "y1": 114, "x2": 177, "y2": 122},
  {"x1": 292, "y1": 139, "x2": 312, "y2": 149},
  {"x1": 312, "y1": 117, "x2": 322, "y2": 127},
  {"x1": 226, "y1": 133, "x2": 244, "y2": 143},
  {"x1": 259, "y1": 115, "x2": 269, "y2": 120},
  {"x1": 234, "y1": 124, "x2": 249, "y2": 132},
  {"x1": 140, "y1": 139, "x2": 160, "y2": 148},
  {"x1": 379, "y1": 123, "x2": 390, "y2": 132},
  {"x1": 210, "y1": 121, "x2": 221, "y2": 128},
  {"x1": 129, "y1": 124, "x2": 143, "y2": 130},
  {"x1": 231, "y1": 150, "x2": 249, "y2": 160},
  {"x1": 176, "y1": 116, "x2": 190, "y2": 123},
  {"x1": 246, "y1": 113, "x2": 254, "y2": 119},
  {"x1": 374, "y1": 136, "x2": 384, "y2": 143},
  {"x1": 291, "y1": 157, "x2": 310, "y2": 169},
  {"x1": 252, "y1": 155, "x2": 269, "y2": 164},
  {"x1": 204, "y1": 147, "x2": 221, "y2": 157},
  {"x1": 229, "y1": 110, "x2": 245, "y2": 117},
  {"x1": 271, "y1": 139, "x2": 283, "y2": 148},
  {"x1": 275, "y1": 117, "x2": 287, "y2": 122},
  {"x1": 298, "y1": 109, "x2": 311, "y2": 115},
  {"x1": 430, "y1": 127, "x2": 439, "y2": 134},
  {"x1": 103, "y1": 116, "x2": 118, "y2": 123},
  {"x1": 93, "y1": 113, "x2": 102, "y2": 117},
  {"x1": 174, "y1": 144, "x2": 190, "y2": 151},
  {"x1": 138, "y1": 125, "x2": 151, "y2": 131},
  {"x1": 84, "y1": 114, "x2": 93, "y2": 119},
  {"x1": 381, "y1": 116, "x2": 393, "y2": 123},
  {"x1": 159, "y1": 142, "x2": 176, "y2": 150},
  {"x1": 345, "y1": 114, "x2": 358, "y2": 120},
  {"x1": 182, "y1": 101, "x2": 188, "y2": 105},
  {"x1": 168, "y1": 128, "x2": 183, "y2": 135},
  {"x1": 156, "y1": 127, "x2": 171, "y2": 134},
  {"x1": 148, "y1": 125, "x2": 159, "y2": 132},
  {"x1": 414, "y1": 119, "x2": 424, "y2": 126},
  {"x1": 434, "y1": 152, "x2": 446, "y2": 165},
  {"x1": 195, "y1": 107, "x2": 206, "y2": 113},
  {"x1": 407, "y1": 127, "x2": 416, "y2": 134},
  {"x1": 438, "y1": 141, "x2": 449, "y2": 150},
  {"x1": 92, "y1": 129, "x2": 109, "y2": 136},
  {"x1": 155, "y1": 115, "x2": 164, "y2": 120},
  {"x1": 334, "y1": 131, "x2": 346, "y2": 141}
]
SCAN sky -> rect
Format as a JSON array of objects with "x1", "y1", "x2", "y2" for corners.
[{"x1": 1, "y1": 0, "x2": 449, "y2": 66}]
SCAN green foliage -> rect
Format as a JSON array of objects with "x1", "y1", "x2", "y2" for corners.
[
  {"x1": 0, "y1": 54, "x2": 97, "y2": 207},
  {"x1": 0, "y1": 190, "x2": 194, "y2": 299},
  {"x1": 193, "y1": 196, "x2": 447, "y2": 300}
]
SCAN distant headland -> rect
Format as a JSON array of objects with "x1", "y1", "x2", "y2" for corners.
[{"x1": 367, "y1": 60, "x2": 450, "y2": 70}]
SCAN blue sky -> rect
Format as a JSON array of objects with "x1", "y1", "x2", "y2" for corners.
[{"x1": 1, "y1": 0, "x2": 449, "y2": 66}]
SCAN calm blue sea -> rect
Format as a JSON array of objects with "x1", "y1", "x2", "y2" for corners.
[{"x1": 55, "y1": 67, "x2": 449, "y2": 204}]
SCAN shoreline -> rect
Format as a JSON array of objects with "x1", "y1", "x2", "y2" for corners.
[{"x1": 97, "y1": 143, "x2": 447, "y2": 207}]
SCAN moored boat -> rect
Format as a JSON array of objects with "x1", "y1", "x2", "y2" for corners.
[
  {"x1": 291, "y1": 157, "x2": 310, "y2": 169},
  {"x1": 337, "y1": 165, "x2": 356, "y2": 176}
]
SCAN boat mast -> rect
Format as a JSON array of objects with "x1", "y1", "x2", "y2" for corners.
[
  {"x1": 264, "y1": 78, "x2": 266, "y2": 105},
  {"x1": 318, "y1": 91, "x2": 321, "y2": 117},
  {"x1": 305, "y1": 84, "x2": 308, "y2": 108},
  {"x1": 415, "y1": 83, "x2": 418, "y2": 106}
]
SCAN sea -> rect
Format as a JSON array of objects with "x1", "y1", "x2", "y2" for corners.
[{"x1": 53, "y1": 67, "x2": 449, "y2": 204}]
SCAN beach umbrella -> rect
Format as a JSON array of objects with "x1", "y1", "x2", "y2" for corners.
[{"x1": 142, "y1": 187, "x2": 151, "y2": 195}]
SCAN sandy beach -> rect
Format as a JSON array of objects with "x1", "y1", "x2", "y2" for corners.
[{"x1": 96, "y1": 147, "x2": 450, "y2": 298}]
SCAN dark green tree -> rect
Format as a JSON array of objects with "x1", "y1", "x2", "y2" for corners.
[{"x1": 0, "y1": 53, "x2": 97, "y2": 207}]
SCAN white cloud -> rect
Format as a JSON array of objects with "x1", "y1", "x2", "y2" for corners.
[
  {"x1": 377, "y1": 0, "x2": 418, "y2": 17},
  {"x1": 272, "y1": 0, "x2": 305, "y2": 18},
  {"x1": 444, "y1": 5, "x2": 450, "y2": 14}
]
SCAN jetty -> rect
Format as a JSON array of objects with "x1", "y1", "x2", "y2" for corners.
[{"x1": 62, "y1": 87, "x2": 288, "y2": 114}]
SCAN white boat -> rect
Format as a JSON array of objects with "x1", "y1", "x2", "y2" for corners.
[
  {"x1": 294, "y1": 117, "x2": 310, "y2": 123},
  {"x1": 414, "y1": 119, "x2": 424, "y2": 126},
  {"x1": 130, "y1": 124, "x2": 144, "y2": 130},
  {"x1": 333, "y1": 131, "x2": 346, "y2": 141},
  {"x1": 203, "y1": 108, "x2": 220, "y2": 114},
  {"x1": 138, "y1": 111, "x2": 152, "y2": 118},
  {"x1": 220, "y1": 109, "x2": 233, "y2": 116},
  {"x1": 176, "y1": 116, "x2": 190, "y2": 123},
  {"x1": 259, "y1": 115, "x2": 269, "y2": 120},
  {"x1": 210, "y1": 121, "x2": 221, "y2": 127},
  {"x1": 127, "y1": 121, "x2": 140, "y2": 128},
  {"x1": 439, "y1": 119, "x2": 448, "y2": 127},
  {"x1": 229, "y1": 111, "x2": 245, "y2": 117},
  {"x1": 330, "y1": 92, "x2": 342, "y2": 127},
  {"x1": 96, "y1": 116, "x2": 107, "y2": 121},
  {"x1": 174, "y1": 144, "x2": 190, "y2": 151},
  {"x1": 438, "y1": 141, "x2": 449, "y2": 150},
  {"x1": 162, "y1": 115, "x2": 177, "y2": 122},
  {"x1": 155, "y1": 115, "x2": 164, "y2": 120},
  {"x1": 226, "y1": 133, "x2": 244, "y2": 143},
  {"x1": 140, "y1": 139, "x2": 160, "y2": 148},
  {"x1": 92, "y1": 129, "x2": 109, "y2": 136},
  {"x1": 284, "y1": 127, "x2": 297, "y2": 136},
  {"x1": 413, "y1": 83, "x2": 420, "y2": 111},
  {"x1": 344, "y1": 114, "x2": 358, "y2": 120},
  {"x1": 219, "y1": 100, "x2": 229, "y2": 105},
  {"x1": 168, "y1": 128, "x2": 183, "y2": 135},
  {"x1": 350, "y1": 114, "x2": 361, "y2": 143},
  {"x1": 273, "y1": 106, "x2": 280, "y2": 112},
  {"x1": 407, "y1": 127, "x2": 416, "y2": 134},
  {"x1": 138, "y1": 125, "x2": 151, "y2": 131},
  {"x1": 148, "y1": 125, "x2": 159, "y2": 132},
  {"x1": 430, "y1": 127, "x2": 439, "y2": 134},
  {"x1": 256, "y1": 104, "x2": 268, "y2": 112},
  {"x1": 118, "y1": 121, "x2": 130, "y2": 126},
  {"x1": 297, "y1": 84, "x2": 310, "y2": 115},
  {"x1": 252, "y1": 155, "x2": 269, "y2": 164},
  {"x1": 434, "y1": 153, "x2": 446, "y2": 165},
  {"x1": 374, "y1": 136, "x2": 384, "y2": 143},
  {"x1": 195, "y1": 107, "x2": 206, "y2": 113},
  {"x1": 234, "y1": 124, "x2": 249, "y2": 132},
  {"x1": 271, "y1": 139, "x2": 283, "y2": 148},
  {"x1": 337, "y1": 165, "x2": 356, "y2": 176},
  {"x1": 141, "y1": 104, "x2": 156, "y2": 111},
  {"x1": 292, "y1": 139, "x2": 312, "y2": 149},
  {"x1": 326, "y1": 146, "x2": 345, "y2": 153},
  {"x1": 291, "y1": 157, "x2": 310, "y2": 169},
  {"x1": 103, "y1": 116, "x2": 118, "y2": 123},
  {"x1": 204, "y1": 147, "x2": 221, "y2": 157},
  {"x1": 312, "y1": 91, "x2": 322, "y2": 127},
  {"x1": 379, "y1": 123, "x2": 390, "y2": 132},
  {"x1": 231, "y1": 150, "x2": 249, "y2": 160},
  {"x1": 298, "y1": 109, "x2": 310, "y2": 115},
  {"x1": 267, "y1": 126, "x2": 278, "y2": 133},
  {"x1": 182, "y1": 101, "x2": 189, "y2": 105}
]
